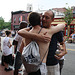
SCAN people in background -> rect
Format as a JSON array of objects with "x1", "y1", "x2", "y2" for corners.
[
  {"x1": 3, "y1": 30, "x2": 13, "y2": 71},
  {"x1": 13, "y1": 21, "x2": 28, "y2": 75}
]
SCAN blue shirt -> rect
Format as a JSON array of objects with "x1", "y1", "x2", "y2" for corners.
[{"x1": 46, "y1": 31, "x2": 63, "y2": 66}]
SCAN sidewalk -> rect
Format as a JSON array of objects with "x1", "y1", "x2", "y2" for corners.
[
  {"x1": 0, "y1": 64, "x2": 23, "y2": 75},
  {"x1": 0, "y1": 51, "x2": 22, "y2": 75},
  {"x1": 0, "y1": 64, "x2": 14, "y2": 75}
]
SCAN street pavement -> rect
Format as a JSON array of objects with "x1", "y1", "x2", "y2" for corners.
[
  {"x1": 62, "y1": 50, "x2": 75, "y2": 75},
  {"x1": 0, "y1": 42, "x2": 75, "y2": 75},
  {"x1": 62, "y1": 43, "x2": 75, "y2": 75}
]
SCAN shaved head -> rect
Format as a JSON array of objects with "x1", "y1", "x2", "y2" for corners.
[{"x1": 45, "y1": 10, "x2": 54, "y2": 20}]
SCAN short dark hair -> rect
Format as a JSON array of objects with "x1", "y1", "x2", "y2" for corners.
[
  {"x1": 5, "y1": 30, "x2": 11, "y2": 36},
  {"x1": 19, "y1": 21, "x2": 28, "y2": 29},
  {"x1": 28, "y1": 12, "x2": 40, "y2": 26}
]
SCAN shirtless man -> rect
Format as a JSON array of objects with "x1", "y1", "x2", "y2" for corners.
[{"x1": 18, "y1": 11, "x2": 65, "y2": 75}]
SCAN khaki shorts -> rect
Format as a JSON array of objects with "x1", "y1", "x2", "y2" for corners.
[{"x1": 47, "y1": 63, "x2": 60, "y2": 75}]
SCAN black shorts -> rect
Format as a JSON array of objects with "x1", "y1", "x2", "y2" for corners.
[
  {"x1": 28, "y1": 69, "x2": 41, "y2": 75},
  {"x1": 4, "y1": 54, "x2": 12, "y2": 64},
  {"x1": 59, "y1": 59, "x2": 64, "y2": 69}
]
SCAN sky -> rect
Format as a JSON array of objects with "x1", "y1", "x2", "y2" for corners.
[{"x1": 0, "y1": 0, "x2": 75, "y2": 22}]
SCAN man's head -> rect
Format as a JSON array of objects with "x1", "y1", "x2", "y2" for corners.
[
  {"x1": 42, "y1": 10, "x2": 54, "y2": 28},
  {"x1": 28, "y1": 12, "x2": 40, "y2": 27},
  {"x1": 19, "y1": 21, "x2": 28, "y2": 29},
  {"x1": 5, "y1": 30, "x2": 11, "y2": 37}
]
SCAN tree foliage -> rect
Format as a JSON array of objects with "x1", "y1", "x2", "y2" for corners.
[
  {"x1": 63, "y1": 7, "x2": 74, "y2": 38},
  {"x1": 0, "y1": 17, "x2": 4, "y2": 30},
  {"x1": 63, "y1": 7, "x2": 73, "y2": 25},
  {"x1": 0, "y1": 17, "x2": 11, "y2": 30}
]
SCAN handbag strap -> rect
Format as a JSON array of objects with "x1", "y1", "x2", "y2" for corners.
[
  {"x1": 36, "y1": 27, "x2": 49, "y2": 64},
  {"x1": 38, "y1": 27, "x2": 42, "y2": 34},
  {"x1": 41, "y1": 48, "x2": 49, "y2": 64},
  {"x1": 38, "y1": 27, "x2": 49, "y2": 64}
]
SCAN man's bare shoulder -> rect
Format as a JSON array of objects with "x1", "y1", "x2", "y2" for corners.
[{"x1": 42, "y1": 26, "x2": 54, "y2": 33}]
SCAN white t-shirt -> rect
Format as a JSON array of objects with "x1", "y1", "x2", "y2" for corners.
[
  {"x1": 3, "y1": 37, "x2": 12, "y2": 56},
  {"x1": 14, "y1": 33, "x2": 22, "y2": 51}
]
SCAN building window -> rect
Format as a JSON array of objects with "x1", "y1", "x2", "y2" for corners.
[
  {"x1": 19, "y1": 17, "x2": 21, "y2": 23},
  {"x1": 22, "y1": 16, "x2": 25, "y2": 21},
  {"x1": 14, "y1": 18, "x2": 16, "y2": 23}
]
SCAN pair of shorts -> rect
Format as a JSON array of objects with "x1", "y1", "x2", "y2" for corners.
[
  {"x1": 40, "y1": 63, "x2": 47, "y2": 75},
  {"x1": 14, "y1": 51, "x2": 22, "y2": 70},
  {"x1": 28, "y1": 69, "x2": 41, "y2": 75},
  {"x1": 4, "y1": 54, "x2": 12, "y2": 65},
  {"x1": 47, "y1": 63, "x2": 60, "y2": 75}
]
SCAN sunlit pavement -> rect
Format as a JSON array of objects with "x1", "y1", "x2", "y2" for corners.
[
  {"x1": 0, "y1": 63, "x2": 25, "y2": 75},
  {"x1": 0, "y1": 64, "x2": 14, "y2": 75},
  {"x1": 0, "y1": 51, "x2": 25, "y2": 75}
]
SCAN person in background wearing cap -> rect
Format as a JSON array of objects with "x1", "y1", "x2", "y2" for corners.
[{"x1": 13, "y1": 21, "x2": 28, "y2": 75}]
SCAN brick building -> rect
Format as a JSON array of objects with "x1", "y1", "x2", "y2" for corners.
[
  {"x1": 52, "y1": 7, "x2": 75, "y2": 35},
  {"x1": 51, "y1": 17, "x2": 75, "y2": 35},
  {"x1": 11, "y1": 11, "x2": 31, "y2": 30}
]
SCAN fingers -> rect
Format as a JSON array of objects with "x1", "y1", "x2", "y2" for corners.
[
  {"x1": 43, "y1": 36, "x2": 51, "y2": 42},
  {"x1": 39, "y1": 32, "x2": 51, "y2": 42},
  {"x1": 54, "y1": 55, "x2": 61, "y2": 60},
  {"x1": 44, "y1": 32, "x2": 47, "y2": 35}
]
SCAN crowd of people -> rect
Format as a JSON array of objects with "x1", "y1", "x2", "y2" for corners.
[
  {"x1": 68, "y1": 31, "x2": 75, "y2": 43},
  {"x1": 1, "y1": 10, "x2": 67, "y2": 75}
]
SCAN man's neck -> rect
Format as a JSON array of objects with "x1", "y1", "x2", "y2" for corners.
[{"x1": 33, "y1": 25, "x2": 41, "y2": 29}]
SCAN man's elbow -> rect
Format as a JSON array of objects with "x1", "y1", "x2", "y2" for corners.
[
  {"x1": 61, "y1": 23, "x2": 65, "y2": 29},
  {"x1": 60, "y1": 23, "x2": 65, "y2": 29}
]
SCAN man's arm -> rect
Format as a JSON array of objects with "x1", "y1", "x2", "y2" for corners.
[
  {"x1": 55, "y1": 31, "x2": 67, "y2": 59},
  {"x1": 50, "y1": 23, "x2": 65, "y2": 34},
  {"x1": 18, "y1": 28, "x2": 51, "y2": 42},
  {"x1": 19, "y1": 40, "x2": 24, "y2": 54},
  {"x1": 8, "y1": 39, "x2": 12, "y2": 48},
  {"x1": 12, "y1": 40, "x2": 18, "y2": 54},
  {"x1": 18, "y1": 28, "x2": 36, "y2": 39},
  {"x1": 60, "y1": 41, "x2": 67, "y2": 55},
  {"x1": 55, "y1": 41, "x2": 67, "y2": 60}
]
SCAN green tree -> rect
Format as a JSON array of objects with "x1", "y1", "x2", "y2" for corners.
[
  {"x1": 0, "y1": 17, "x2": 11, "y2": 30},
  {"x1": 0, "y1": 17, "x2": 4, "y2": 30},
  {"x1": 63, "y1": 7, "x2": 73, "y2": 39},
  {"x1": 4, "y1": 22, "x2": 11, "y2": 30}
]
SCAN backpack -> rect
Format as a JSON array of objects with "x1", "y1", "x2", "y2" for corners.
[{"x1": 22, "y1": 41, "x2": 41, "y2": 73}]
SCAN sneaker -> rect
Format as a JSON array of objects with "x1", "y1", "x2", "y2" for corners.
[
  {"x1": 4, "y1": 67, "x2": 12, "y2": 72},
  {"x1": 18, "y1": 69, "x2": 22, "y2": 72},
  {"x1": 18, "y1": 69, "x2": 22, "y2": 74}
]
